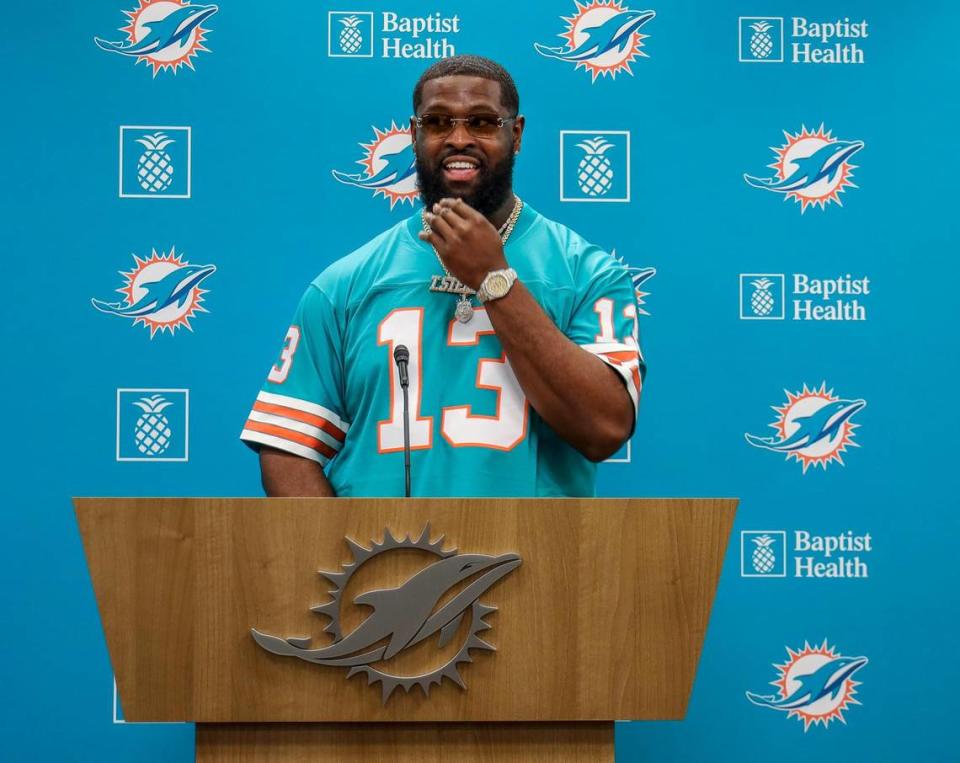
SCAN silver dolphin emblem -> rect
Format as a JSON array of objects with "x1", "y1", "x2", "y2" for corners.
[{"x1": 252, "y1": 525, "x2": 522, "y2": 703}]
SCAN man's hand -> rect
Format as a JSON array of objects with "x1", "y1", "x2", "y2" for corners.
[{"x1": 418, "y1": 198, "x2": 508, "y2": 290}]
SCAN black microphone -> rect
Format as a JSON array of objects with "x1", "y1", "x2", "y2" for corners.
[
  {"x1": 393, "y1": 345, "x2": 412, "y2": 498},
  {"x1": 394, "y1": 345, "x2": 410, "y2": 388}
]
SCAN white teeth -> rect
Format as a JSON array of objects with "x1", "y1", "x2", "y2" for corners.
[{"x1": 445, "y1": 161, "x2": 477, "y2": 169}]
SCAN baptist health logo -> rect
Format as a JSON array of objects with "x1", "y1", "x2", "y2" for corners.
[
  {"x1": 535, "y1": 2, "x2": 655, "y2": 82},
  {"x1": 560, "y1": 131, "x2": 630, "y2": 202},
  {"x1": 745, "y1": 383, "x2": 866, "y2": 473},
  {"x1": 740, "y1": 273, "x2": 869, "y2": 321},
  {"x1": 739, "y1": 16, "x2": 867, "y2": 64},
  {"x1": 95, "y1": 1, "x2": 218, "y2": 76},
  {"x1": 120, "y1": 126, "x2": 191, "y2": 198},
  {"x1": 331, "y1": 121, "x2": 418, "y2": 209},
  {"x1": 741, "y1": 530, "x2": 872, "y2": 579},
  {"x1": 328, "y1": 11, "x2": 460, "y2": 59},
  {"x1": 116, "y1": 388, "x2": 189, "y2": 462},
  {"x1": 745, "y1": 125, "x2": 864, "y2": 213}
]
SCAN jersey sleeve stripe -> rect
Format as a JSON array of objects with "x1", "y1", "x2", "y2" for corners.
[
  {"x1": 247, "y1": 410, "x2": 344, "y2": 452},
  {"x1": 580, "y1": 343, "x2": 641, "y2": 414},
  {"x1": 252, "y1": 400, "x2": 346, "y2": 442},
  {"x1": 242, "y1": 419, "x2": 338, "y2": 460},
  {"x1": 580, "y1": 341, "x2": 636, "y2": 355},
  {"x1": 596, "y1": 349, "x2": 639, "y2": 364},
  {"x1": 239, "y1": 429, "x2": 329, "y2": 466},
  {"x1": 256, "y1": 391, "x2": 350, "y2": 434}
]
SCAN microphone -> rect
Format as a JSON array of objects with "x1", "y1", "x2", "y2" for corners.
[
  {"x1": 394, "y1": 345, "x2": 410, "y2": 388},
  {"x1": 393, "y1": 345, "x2": 412, "y2": 498}
]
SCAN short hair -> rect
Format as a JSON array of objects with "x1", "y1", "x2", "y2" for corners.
[{"x1": 412, "y1": 55, "x2": 520, "y2": 117}]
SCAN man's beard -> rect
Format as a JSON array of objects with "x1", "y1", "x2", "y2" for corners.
[{"x1": 416, "y1": 150, "x2": 515, "y2": 217}]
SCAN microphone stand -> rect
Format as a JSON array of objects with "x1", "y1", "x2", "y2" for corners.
[{"x1": 394, "y1": 345, "x2": 412, "y2": 498}]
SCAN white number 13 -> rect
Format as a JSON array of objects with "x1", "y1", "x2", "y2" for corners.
[{"x1": 377, "y1": 308, "x2": 528, "y2": 453}]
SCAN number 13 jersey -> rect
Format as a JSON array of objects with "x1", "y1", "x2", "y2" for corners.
[{"x1": 241, "y1": 204, "x2": 645, "y2": 497}]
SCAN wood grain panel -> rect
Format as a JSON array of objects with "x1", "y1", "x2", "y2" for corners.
[
  {"x1": 195, "y1": 722, "x2": 613, "y2": 762},
  {"x1": 74, "y1": 498, "x2": 736, "y2": 723}
]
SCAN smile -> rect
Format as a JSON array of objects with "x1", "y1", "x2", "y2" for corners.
[{"x1": 442, "y1": 156, "x2": 481, "y2": 182}]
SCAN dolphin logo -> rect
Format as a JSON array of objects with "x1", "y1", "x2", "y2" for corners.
[
  {"x1": 745, "y1": 398, "x2": 866, "y2": 453},
  {"x1": 92, "y1": 263, "x2": 216, "y2": 318},
  {"x1": 94, "y1": 3, "x2": 219, "y2": 58},
  {"x1": 746, "y1": 655, "x2": 868, "y2": 711},
  {"x1": 630, "y1": 266, "x2": 656, "y2": 290},
  {"x1": 252, "y1": 528, "x2": 522, "y2": 702},
  {"x1": 253, "y1": 551, "x2": 520, "y2": 666},
  {"x1": 534, "y1": 10, "x2": 655, "y2": 62},
  {"x1": 331, "y1": 143, "x2": 416, "y2": 190},
  {"x1": 745, "y1": 139, "x2": 864, "y2": 194}
]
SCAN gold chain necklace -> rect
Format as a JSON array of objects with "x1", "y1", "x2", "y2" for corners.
[{"x1": 422, "y1": 196, "x2": 523, "y2": 323}]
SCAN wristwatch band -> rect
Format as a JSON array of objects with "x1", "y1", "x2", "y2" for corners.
[{"x1": 477, "y1": 268, "x2": 518, "y2": 304}]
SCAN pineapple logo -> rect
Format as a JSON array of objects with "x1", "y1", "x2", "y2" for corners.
[
  {"x1": 749, "y1": 21, "x2": 774, "y2": 58},
  {"x1": 745, "y1": 383, "x2": 866, "y2": 473},
  {"x1": 746, "y1": 640, "x2": 868, "y2": 731},
  {"x1": 751, "y1": 535, "x2": 776, "y2": 572},
  {"x1": 738, "y1": 17, "x2": 783, "y2": 62},
  {"x1": 120, "y1": 126, "x2": 191, "y2": 198},
  {"x1": 740, "y1": 531, "x2": 786, "y2": 577},
  {"x1": 338, "y1": 16, "x2": 363, "y2": 54},
  {"x1": 132, "y1": 395, "x2": 174, "y2": 456},
  {"x1": 534, "y1": 1, "x2": 655, "y2": 82},
  {"x1": 739, "y1": 273, "x2": 784, "y2": 320},
  {"x1": 94, "y1": 1, "x2": 219, "y2": 77},
  {"x1": 328, "y1": 11, "x2": 373, "y2": 57},
  {"x1": 117, "y1": 389, "x2": 189, "y2": 462},
  {"x1": 561, "y1": 130, "x2": 630, "y2": 202},
  {"x1": 750, "y1": 278, "x2": 775, "y2": 316},
  {"x1": 576, "y1": 137, "x2": 615, "y2": 197},
  {"x1": 136, "y1": 132, "x2": 175, "y2": 193}
]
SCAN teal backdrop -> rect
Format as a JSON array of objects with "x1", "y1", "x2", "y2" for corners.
[{"x1": 2, "y1": 1, "x2": 957, "y2": 760}]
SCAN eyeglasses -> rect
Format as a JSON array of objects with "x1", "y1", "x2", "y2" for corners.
[{"x1": 414, "y1": 114, "x2": 516, "y2": 138}]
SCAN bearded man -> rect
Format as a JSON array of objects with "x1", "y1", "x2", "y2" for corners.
[{"x1": 241, "y1": 55, "x2": 645, "y2": 497}]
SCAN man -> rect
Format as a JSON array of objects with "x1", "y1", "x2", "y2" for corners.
[{"x1": 241, "y1": 55, "x2": 644, "y2": 497}]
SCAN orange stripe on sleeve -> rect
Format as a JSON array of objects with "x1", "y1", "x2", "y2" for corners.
[
  {"x1": 252, "y1": 401, "x2": 346, "y2": 442},
  {"x1": 597, "y1": 349, "x2": 640, "y2": 365},
  {"x1": 244, "y1": 419, "x2": 338, "y2": 459}
]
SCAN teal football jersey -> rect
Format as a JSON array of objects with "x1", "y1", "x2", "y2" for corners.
[{"x1": 241, "y1": 204, "x2": 645, "y2": 497}]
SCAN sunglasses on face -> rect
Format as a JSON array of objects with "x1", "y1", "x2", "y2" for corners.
[{"x1": 414, "y1": 114, "x2": 516, "y2": 138}]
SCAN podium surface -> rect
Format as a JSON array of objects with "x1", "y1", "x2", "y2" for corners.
[{"x1": 75, "y1": 498, "x2": 736, "y2": 760}]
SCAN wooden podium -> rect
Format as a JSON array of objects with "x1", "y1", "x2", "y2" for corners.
[{"x1": 75, "y1": 498, "x2": 736, "y2": 762}]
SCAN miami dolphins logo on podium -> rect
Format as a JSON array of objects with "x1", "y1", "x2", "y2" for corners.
[
  {"x1": 746, "y1": 640, "x2": 868, "y2": 730},
  {"x1": 331, "y1": 122, "x2": 419, "y2": 209},
  {"x1": 744, "y1": 125, "x2": 864, "y2": 212},
  {"x1": 94, "y1": 1, "x2": 219, "y2": 76},
  {"x1": 252, "y1": 526, "x2": 521, "y2": 704},
  {"x1": 534, "y1": 1, "x2": 655, "y2": 82},
  {"x1": 745, "y1": 383, "x2": 866, "y2": 473},
  {"x1": 92, "y1": 248, "x2": 216, "y2": 338}
]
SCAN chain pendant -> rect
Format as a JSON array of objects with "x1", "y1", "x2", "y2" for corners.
[{"x1": 455, "y1": 297, "x2": 474, "y2": 323}]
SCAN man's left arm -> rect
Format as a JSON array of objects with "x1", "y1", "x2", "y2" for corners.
[{"x1": 422, "y1": 198, "x2": 640, "y2": 462}]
